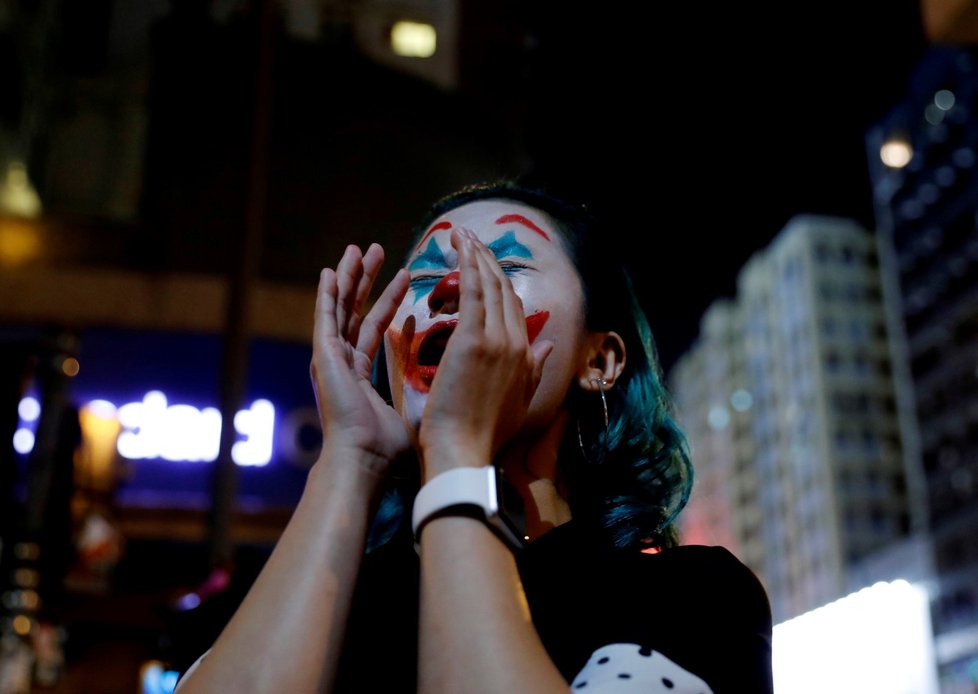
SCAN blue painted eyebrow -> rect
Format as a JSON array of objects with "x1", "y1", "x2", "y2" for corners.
[
  {"x1": 407, "y1": 238, "x2": 448, "y2": 304},
  {"x1": 408, "y1": 238, "x2": 449, "y2": 272},
  {"x1": 487, "y1": 231, "x2": 532, "y2": 260},
  {"x1": 406, "y1": 232, "x2": 532, "y2": 305}
]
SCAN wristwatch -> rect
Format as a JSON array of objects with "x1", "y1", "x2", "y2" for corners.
[{"x1": 412, "y1": 466, "x2": 527, "y2": 550}]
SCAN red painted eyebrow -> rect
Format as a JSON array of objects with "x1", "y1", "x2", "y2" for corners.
[
  {"x1": 417, "y1": 220, "x2": 452, "y2": 246},
  {"x1": 495, "y1": 214, "x2": 550, "y2": 241}
]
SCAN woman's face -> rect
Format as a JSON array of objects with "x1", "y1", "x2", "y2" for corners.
[{"x1": 384, "y1": 198, "x2": 589, "y2": 434}]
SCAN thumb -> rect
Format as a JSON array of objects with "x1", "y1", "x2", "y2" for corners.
[{"x1": 530, "y1": 339, "x2": 555, "y2": 386}]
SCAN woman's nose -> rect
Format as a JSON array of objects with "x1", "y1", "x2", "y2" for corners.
[{"x1": 428, "y1": 271, "x2": 460, "y2": 314}]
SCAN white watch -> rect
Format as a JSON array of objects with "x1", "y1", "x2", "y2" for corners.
[{"x1": 412, "y1": 466, "x2": 526, "y2": 550}]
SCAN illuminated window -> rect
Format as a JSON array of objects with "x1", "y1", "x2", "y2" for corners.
[{"x1": 390, "y1": 21, "x2": 436, "y2": 58}]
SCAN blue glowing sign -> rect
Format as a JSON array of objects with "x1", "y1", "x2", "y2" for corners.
[{"x1": 13, "y1": 327, "x2": 324, "y2": 509}]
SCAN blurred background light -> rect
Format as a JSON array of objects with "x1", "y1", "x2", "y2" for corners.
[
  {"x1": 18, "y1": 589, "x2": 40, "y2": 610},
  {"x1": 13, "y1": 568, "x2": 39, "y2": 588},
  {"x1": 62, "y1": 356, "x2": 80, "y2": 377},
  {"x1": 772, "y1": 580, "x2": 938, "y2": 693},
  {"x1": 77, "y1": 400, "x2": 124, "y2": 494},
  {"x1": 12, "y1": 615, "x2": 33, "y2": 636},
  {"x1": 18, "y1": 396, "x2": 40, "y2": 422},
  {"x1": 880, "y1": 138, "x2": 913, "y2": 168},
  {"x1": 707, "y1": 405, "x2": 730, "y2": 430},
  {"x1": 934, "y1": 88, "x2": 955, "y2": 110},
  {"x1": 390, "y1": 21, "x2": 436, "y2": 58},
  {"x1": 730, "y1": 389, "x2": 753, "y2": 412},
  {"x1": 140, "y1": 660, "x2": 179, "y2": 694},
  {"x1": 12, "y1": 428, "x2": 35, "y2": 455},
  {"x1": 174, "y1": 592, "x2": 201, "y2": 611},
  {"x1": 117, "y1": 392, "x2": 219, "y2": 463},
  {"x1": 0, "y1": 160, "x2": 42, "y2": 218},
  {"x1": 85, "y1": 399, "x2": 118, "y2": 419},
  {"x1": 0, "y1": 216, "x2": 42, "y2": 267},
  {"x1": 232, "y1": 399, "x2": 275, "y2": 466}
]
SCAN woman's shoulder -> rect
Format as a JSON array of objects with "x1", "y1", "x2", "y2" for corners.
[
  {"x1": 653, "y1": 543, "x2": 758, "y2": 576},
  {"x1": 646, "y1": 544, "x2": 771, "y2": 611},
  {"x1": 522, "y1": 523, "x2": 771, "y2": 617}
]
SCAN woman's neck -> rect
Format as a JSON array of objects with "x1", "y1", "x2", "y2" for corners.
[{"x1": 496, "y1": 411, "x2": 572, "y2": 542}]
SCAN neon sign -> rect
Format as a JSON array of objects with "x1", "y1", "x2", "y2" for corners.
[{"x1": 16, "y1": 392, "x2": 280, "y2": 467}]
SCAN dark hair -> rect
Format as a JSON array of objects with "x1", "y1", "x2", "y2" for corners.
[{"x1": 368, "y1": 178, "x2": 693, "y2": 552}]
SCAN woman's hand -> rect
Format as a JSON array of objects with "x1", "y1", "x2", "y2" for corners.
[
  {"x1": 418, "y1": 228, "x2": 553, "y2": 476},
  {"x1": 311, "y1": 243, "x2": 411, "y2": 480}
]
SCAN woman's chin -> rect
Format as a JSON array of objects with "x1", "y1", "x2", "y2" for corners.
[{"x1": 401, "y1": 388, "x2": 427, "y2": 437}]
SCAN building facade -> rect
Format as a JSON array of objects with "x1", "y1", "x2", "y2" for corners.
[
  {"x1": 866, "y1": 45, "x2": 978, "y2": 690},
  {"x1": 670, "y1": 214, "x2": 923, "y2": 623}
]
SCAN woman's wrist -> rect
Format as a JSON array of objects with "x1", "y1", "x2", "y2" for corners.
[
  {"x1": 420, "y1": 444, "x2": 491, "y2": 483},
  {"x1": 308, "y1": 445, "x2": 390, "y2": 500}
]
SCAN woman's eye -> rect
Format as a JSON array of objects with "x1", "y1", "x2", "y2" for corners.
[
  {"x1": 409, "y1": 275, "x2": 440, "y2": 291},
  {"x1": 497, "y1": 260, "x2": 528, "y2": 275}
]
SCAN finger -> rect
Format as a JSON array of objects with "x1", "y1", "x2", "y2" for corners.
[
  {"x1": 353, "y1": 243, "x2": 385, "y2": 315},
  {"x1": 356, "y1": 268, "x2": 410, "y2": 359},
  {"x1": 347, "y1": 243, "x2": 387, "y2": 343},
  {"x1": 530, "y1": 339, "x2": 554, "y2": 387},
  {"x1": 453, "y1": 229, "x2": 485, "y2": 330},
  {"x1": 335, "y1": 245, "x2": 365, "y2": 337},
  {"x1": 467, "y1": 231, "x2": 508, "y2": 336},
  {"x1": 491, "y1": 248, "x2": 528, "y2": 342},
  {"x1": 467, "y1": 229, "x2": 525, "y2": 342},
  {"x1": 314, "y1": 268, "x2": 340, "y2": 345},
  {"x1": 358, "y1": 243, "x2": 385, "y2": 303}
]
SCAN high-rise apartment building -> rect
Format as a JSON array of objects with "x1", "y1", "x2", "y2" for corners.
[
  {"x1": 866, "y1": 45, "x2": 978, "y2": 689},
  {"x1": 669, "y1": 214, "x2": 923, "y2": 623}
]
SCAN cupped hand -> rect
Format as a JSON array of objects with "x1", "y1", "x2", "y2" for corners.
[
  {"x1": 418, "y1": 228, "x2": 554, "y2": 476},
  {"x1": 311, "y1": 243, "x2": 411, "y2": 480}
]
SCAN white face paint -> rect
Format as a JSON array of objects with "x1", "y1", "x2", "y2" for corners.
[{"x1": 383, "y1": 199, "x2": 589, "y2": 435}]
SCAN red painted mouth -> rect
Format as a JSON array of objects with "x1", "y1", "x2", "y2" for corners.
[
  {"x1": 397, "y1": 311, "x2": 551, "y2": 394},
  {"x1": 413, "y1": 320, "x2": 457, "y2": 388}
]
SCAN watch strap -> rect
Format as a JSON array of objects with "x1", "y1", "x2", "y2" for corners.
[
  {"x1": 412, "y1": 466, "x2": 523, "y2": 549},
  {"x1": 413, "y1": 503, "x2": 490, "y2": 542}
]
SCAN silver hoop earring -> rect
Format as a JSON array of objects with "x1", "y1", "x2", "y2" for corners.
[{"x1": 577, "y1": 377, "x2": 610, "y2": 464}]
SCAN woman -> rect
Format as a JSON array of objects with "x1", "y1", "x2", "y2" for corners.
[{"x1": 175, "y1": 180, "x2": 773, "y2": 693}]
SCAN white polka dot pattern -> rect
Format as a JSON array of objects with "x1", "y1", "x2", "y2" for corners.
[{"x1": 569, "y1": 643, "x2": 713, "y2": 693}]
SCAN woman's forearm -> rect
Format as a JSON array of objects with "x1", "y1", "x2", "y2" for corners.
[
  {"x1": 417, "y1": 516, "x2": 568, "y2": 694},
  {"x1": 176, "y1": 453, "x2": 382, "y2": 694}
]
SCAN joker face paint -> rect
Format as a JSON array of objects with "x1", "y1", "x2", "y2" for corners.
[{"x1": 384, "y1": 199, "x2": 589, "y2": 434}]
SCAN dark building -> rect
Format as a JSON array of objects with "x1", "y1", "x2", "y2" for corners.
[{"x1": 867, "y1": 44, "x2": 978, "y2": 690}]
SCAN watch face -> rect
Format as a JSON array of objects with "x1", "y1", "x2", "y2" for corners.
[{"x1": 496, "y1": 468, "x2": 527, "y2": 546}]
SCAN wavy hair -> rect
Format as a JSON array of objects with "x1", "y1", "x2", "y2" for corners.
[{"x1": 367, "y1": 178, "x2": 693, "y2": 552}]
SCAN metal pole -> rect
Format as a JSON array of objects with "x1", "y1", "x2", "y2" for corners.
[{"x1": 208, "y1": 0, "x2": 276, "y2": 570}]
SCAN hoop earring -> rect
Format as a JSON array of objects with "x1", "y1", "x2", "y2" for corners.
[{"x1": 577, "y1": 377, "x2": 610, "y2": 464}]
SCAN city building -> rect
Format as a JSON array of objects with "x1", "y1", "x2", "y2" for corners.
[
  {"x1": 866, "y1": 44, "x2": 978, "y2": 690},
  {"x1": 669, "y1": 214, "x2": 925, "y2": 623}
]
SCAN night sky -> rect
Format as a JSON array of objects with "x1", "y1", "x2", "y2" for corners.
[{"x1": 516, "y1": 0, "x2": 929, "y2": 370}]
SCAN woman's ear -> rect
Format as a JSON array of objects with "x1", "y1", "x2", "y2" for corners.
[{"x1": 577, "y1": 331, "x2": 626, "y2": 391}]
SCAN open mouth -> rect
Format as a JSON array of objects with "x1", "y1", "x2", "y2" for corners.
[
  {"x1": 398, "y1": 312, "x2": 548, "y2": 393},
  {"x1": 415, "y1": 320, "x2": 457, "y2": 382}
]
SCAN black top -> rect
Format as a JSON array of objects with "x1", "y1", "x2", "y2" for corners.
[{"x1": 334, "y1": 518, "x2": 774, "y2": 693}]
